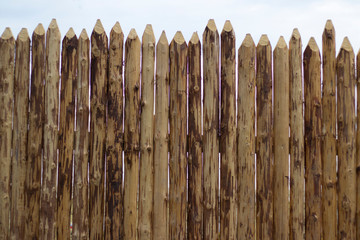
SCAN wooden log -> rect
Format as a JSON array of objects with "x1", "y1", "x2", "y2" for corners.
[
  {"x1": 321, "y1": 20, "x2": 337, "y2": 240},
  {"x1": 57, "y1": 28, "x2": 77, "y2": 240},
  {"x1": 337, "y1": 37, "x2": 356, "y2": 239},
  {"x1": 220, "y1": 20, "x2": 236, "y2": 240},
  {"x1": 289, "y1": 28, "x2": 305, "y2": 240},
  {"x1": 11, "y1": 28, "x2": 30, "y2": 240},
  {"x1": 202, "y1": 19, "x2": 219, "y2": 240},
  {"x1": 303, "y1": 37, "x2": 322, "y2": 240},
  {"x1": 237, "y1": 33, "x2": 255, "y2": 240},
  {"x1": 73, "y1": 28, "x2": 90, "y2": 240},
  {"x1": 89, "y1": 19, "x2": 108, "y2": 240},
  {"x1": 169, "y1": 31, "x2": 187, "y2": 240},
  {"x1": 105, "y1": 22, "x2": 124, "y2": 240},
  {"x1": 0, "y1": 27, "x2": 15, "y2": 240},
  {"x1": 138, "y1": 24, "x2": 155, "y2": 240},
  {"x1": 24, "y1": 23, "x2": 45, "y2": 240},
  {"x1": 124, "y1": 28, "x2": 141, "y2": 240},
  {"x1": 153, "y1": 31, "x2": 169, "y2": 240},
  {"x1": 273, "y1": 36, "x2": 289, "y2": 240},
  {"x1": 256, "y1": 34, "x2": 273, "y2": 240},
  {"x1": 41, "y1": 19, "x2": 60, "y2": 240},
  {"x1": 187, "y1": 32, "x2": 202, "y2": 240},
  {"x1": 356, "y1": 49, "x2": 360, "y2": 240}
]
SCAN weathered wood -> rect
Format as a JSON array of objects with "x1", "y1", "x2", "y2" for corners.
[
  {"x1": 57, "y1": 28, "x2": 77, "y2": 240},
  {"x1": 169, "y1": 31, "x2": 187, "y2": 240},
  {"x1": 337, "y1": 37, "x2": 356, "y2": 239},
  {"x1": 89, "y1": 19, "x2": 108, "y2": 240},
  {"x1": 303, "y1": 37, "x2": 322, "y2": 240},
  {"x1": 73, "y1": 28, "x2": 90, "y2": 240},
  {"x1": 153, "y1": 31, "x2": 169, "y2": 240},
  {"x1": 220, "y1": 20, "x2": 236, "y2": 240},
  {"x1": 273, "y1": 36, "x2": 289, "y2": 240},
  {"x1": 24, "y1": 23, "x2": 45, "y2": 240},
  {"x1": 202, "y1": 19, "x2": 219, "y2": 240},
  {"x1": 105, "y1": 22, "x2": 123, "y2": 240},
  {"x1": 124, "y1": 28, "x2": 141, "y2": 240},
  {"x1": 41, "y1": 19, "x2": 60, "y2": 240},
  {"x1": 11, "y1": 28, "x2": 30, "y2": 240},
  {"x1": 256, "y1": 34, "x2": 273, "y2": 240},
  {"x1": 356, "y1": 49, "x2": 360, "y2": 240},
  {"x1": 138, "y1": 24, "x2": 155, "y2": 240},
  {"x1": 289, "y1": 28, "x2": 305, "y2": 240},
  {"x1": 187, "y1": 32, "x2": 202, "y2": 240},
  {"x1": 0, "y1": 27, "x2": 14, "y2": 240},
  {"x1": 321, "y1": 20, "x2": 337, "y2": 240},
  {"x1": 237, "y1": 33, "x2": 255, "y2": 240}
]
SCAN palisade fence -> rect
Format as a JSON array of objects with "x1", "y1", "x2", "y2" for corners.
[{"x1": 0, "y1": 18, "x2": 359, "y2": 240}]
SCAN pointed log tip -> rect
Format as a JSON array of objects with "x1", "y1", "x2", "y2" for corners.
[
  {"x1": 143, "y1": 24, "x2": 155, "y2": 42},
  {"x1": 158, "y1": 31, "x2": 168, "y2": 45},
  {"x1": 222, "y1": 20, "x2": 233, "y2": 33},
  {"x1": 79, "y1": 29, "x2": 89, "y2": 40},
  {"x1": 111, "y1": 22, "x2": 123, "y2": 34},
  {"x1": 18, "y1": 28, "x2": 29, "y2": 41},
  {"x1": 258, "y1": 34, "x2": 270, "y2": 46},
  {"x1": 325, "y1": 19, "x2": 334, "y2": 30},
  {"x1": 190, "y1": 32, "x2": 200, "y2": 44},
  {"x1": 173, "y1": 31, "x2": 186, "y2": 44},
  {"x1": 1, "y1": 27, "x2": 14, "y2": 40},
  {"x1": 34, "y1": 23, "x2": 45, "y2": 35},
  {"x1": 241, "y1": 34, "x2": 254, "y2": 47},
  {"x1": 48, "y1": 19, "x2": 59, "y2": 29},
  {"x1": 94, "y1": 19, "x2": 105, "y2": 34},
  {"x1": 206, "y1": 19, "x2": 217, "y2": 32},
  {"x1": 291, "y1": 28, "x2": 301, "y2": 40},
  {"x1": 275, "y1": 36, "x2": 287, "y2": 49},
  {"x1": 306, "y1": 37, "x2": 319, "y2": 52},
  {"x1": 65, "y1": 27, "x2": 76, "y2": 39},
  {"x1": 340, "y1": 37, "x2": 353, "y2": 52},
  {"x1": 127, "y1": 28, "x2": 138, "y2": 40}
]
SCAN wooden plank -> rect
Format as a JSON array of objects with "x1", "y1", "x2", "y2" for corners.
[
  {"x1": 169, "y1": 31, "x2": 187, "y2": 240},
  {"x1": 0, "y1": 27, "x2": 15, "y2": 240},
  {"x1": 202, "y1": 19, "x2": 219, "y2": 240},
  {"x1": 105, "y1": 22, "x2": 124, "y2": 240},
  {"x1": 57, "y1": 28, "x2": 77, "y2": 240},
  {"x1": 303, "y1": 37, "x2": 322, "y2": 240},
  {"x1": 124, "y1": 28, "x2": 141, "y2": 240},
  {"x1": 220, "y1": 20, "x2": 236, "y2": 240},
  {"x1": 11, "y1": 28, "x2": 30, "y2": 240},
  {"x1": 187, "y1": 32, "x2": 202, "y2": 240},
  {"x1": 357, "y1": 49, "x2": 360, "y2": 240},
  {"x1": 256, "y1": 34, "x2": 273, "y2": 240},
  {"x1": 273, "y1": 36, "x2": 289, "y2": 240},
  {"x1": 138, "y1": 24, "x2": 155, "y2": 240},
  {"x1": 73, "y1": 28, "x2": 90, "y2": 240},
  {"x1": 321, "y1": 20, "x2": 337, "y2": 240},
  {"x1": 337, "y1": 37, "x2": 356, "y2": 239},
  {"x1": 153, "y1": 31, "x2": 169, "y2": 240},
  {"x1": 89, "y1": 19, "x2": 108, "y2": 240},
  {"x1": 41, "y1": 19, "x2": 60, "y2": 240},
  {"x1": 289, "y1": 28, "x2": 305, "y2": 240}
]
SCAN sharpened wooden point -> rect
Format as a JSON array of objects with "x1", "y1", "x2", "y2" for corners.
[
  {"x1": 48, "y1": 19, "x2": 59, "y2": 29},
  {"x1": 291, "y1": 28, "x2": 301, "y2": 40},
  {"x1": 34, "y1": 24, "x2": 45, "y2": 35},
  {"x1": 112, "y1": 22, "x2": 123, "y2": 34},
  {"x1": 158, "y1": 31, "x2": 168, "y2": 45},
  {"x1": 127, "y1": 28, "x2": 138, "y2": 40},
  {"x1": 307, "y1": 37, "x2": 319, "y2": 51},
  {"x1": 275, "y1": 36, "x2": 287, "y2": 49},
  {"x1": 18, "y1": 28, "x2": 29, "y2": 41},
  {"x1": 241, "y1": 34, "x2": 254, "y2": 47},
  {"x1": 1, "y1": 27, "x2": 13, "y2": 39},
  {"x1": 190, "y1": 32, "x2": 200, "y2": 44},
  {"x1": 258, "y1": 34, "x2": 270, "y2": 45},
  {"x1": 173, "y1": 31, "x2": 185, "y2": 44},
  {"x1": 94, "y1": 19, "x2": 105, "y2": 34},
  {"x1": 206, "y1": 19, "x2": 217, "y2": 31},
  {"x1": 65, "y1": 28, "x2": 76, "y2": 38},
  {"x1": 144, "y1": 24, "x2": 154, "y2": 36},
  {"x1": 79, "y1": 29, "x2": 89, "y2": 39},
  {"x1": 340, "y1": 37, "x2": 353, "y2": 52},
  {"x1": 143, "y1": 24, "x2": 155, "y2": 42},
  {"x1": 222, "y1": 20, "x2": 233, "y2": 33},
  {"x1": 325, "y1": 20, "x2": 334, "y2": 30}
]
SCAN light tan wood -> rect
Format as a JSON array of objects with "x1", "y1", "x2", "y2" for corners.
[
  {"x1": 321, "y1": 20, "x2": 337, "y2": 240},
  {"x1": 304, "y1": 37, "x2": 322, "y2": 240},
  {"x1": 124, "y1": 28, "x2": 141, "y2": 240},
  {"x1": 105, "y1": 22, "x2": 124, "y2": 240},
  {"x1": 89, "y1": 19, "x2": 108, "y2": 240},
  {"x1": 73, "y1": 28, "x2": 90, "y2": 240},
  {"x1": 153, "y1": 31, "x2": 169, "y2": 240},
  {"x1": 11, "y1": 28, "x2": 30, "y2": 240},
  {"x1": 337, "y1": 37, "x2": 356, "y2": 239},
  {"x1": 0, "y1": 27, "x2": 15, "y2": 240},
  {"x1": 202, "y1": 19, "x2": 219, "y2": 240},
  {"x1": 41, "y1": 19, "x2": 60, "y2": 240},
  {"x1": 357, "y1": 48, "x2": 360, "y2": 240},
  {"x1": 169, "y1": 31, "x2": 187, "y2": 240},
  {"x1": 289, "y1": 28, "x2": 305, "y2": 240},
  {"x1": 273, "y1": 36, "x2": 289, "y2": 240},
  {"x1": 256, "y1": 34, "x2": 273, "y2": 240},
  {"x1": 138, "y1": 24, "x2": 155, "y2": 240}
]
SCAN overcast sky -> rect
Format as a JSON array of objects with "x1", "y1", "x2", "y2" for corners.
[{"x1": 1, "y1": 0, "x2": 359, "y2": 54}]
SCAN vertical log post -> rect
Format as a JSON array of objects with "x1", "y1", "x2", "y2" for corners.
[{"x1": 356, "y1": 49, "x2": 360, "y2": 240}]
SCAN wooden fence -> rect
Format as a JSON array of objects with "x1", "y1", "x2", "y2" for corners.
[{"x1": 0, "y1": 18, "x2": 359, "y2": 240}]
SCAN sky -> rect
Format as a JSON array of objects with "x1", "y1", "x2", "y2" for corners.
[{"x1": 1, "y1": 0, "x2": 360, "y2": 54}]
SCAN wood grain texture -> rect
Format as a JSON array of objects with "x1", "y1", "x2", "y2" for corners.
[{"x1": 356, "y1": 49, "x2": 360, "y2": 240}]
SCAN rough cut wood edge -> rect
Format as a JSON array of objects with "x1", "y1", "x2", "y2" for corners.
[
  {"x1": 356, "y1": 48, "x2": 360, "y2": 240},
  {"x1": 41, "y1": 19, "x2": 60, "y2": 240},
  {"x1": 89, "y1": 19, "x2": 108, "y2": 240},
  {"x1": 256, "y1": 34, "x2": 273, "y2": 240},
  {"x1": 105, "y1": 21, "x2": 124, "y2": 240},
  {"x1": 202, "y1": 19, "x2": 219, "y2": 240},
  {"x1": 237, "y1": 33, "x2": 255, "y2": 240},
  {"x1": 73, "y1": 28, "x2": 90, "y2": 240},
  {"x1": 0, "y1": 27, "x2": 15, "y2": 240},
  {"x1": 153, "y1": 30, "x2": 169, "y2": 240},
  {"x1": 289, "y1": 28, "x2": 305, "y2": 240},
  {"x1": 303, "y1": 37, "x2": 322, "y2": 240},
  {"x1": 11, "y1": 28, "x2": 30, "y2": 240},
  {"x1": 321, "y1": 19, "x2": 337, "y2": 240},
  {"x1": 169, "y1": 31, "x2": 187, "y2": 240},
  {"x1": 123, "y1": 28, "x2": 141, "y2": 240}
]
